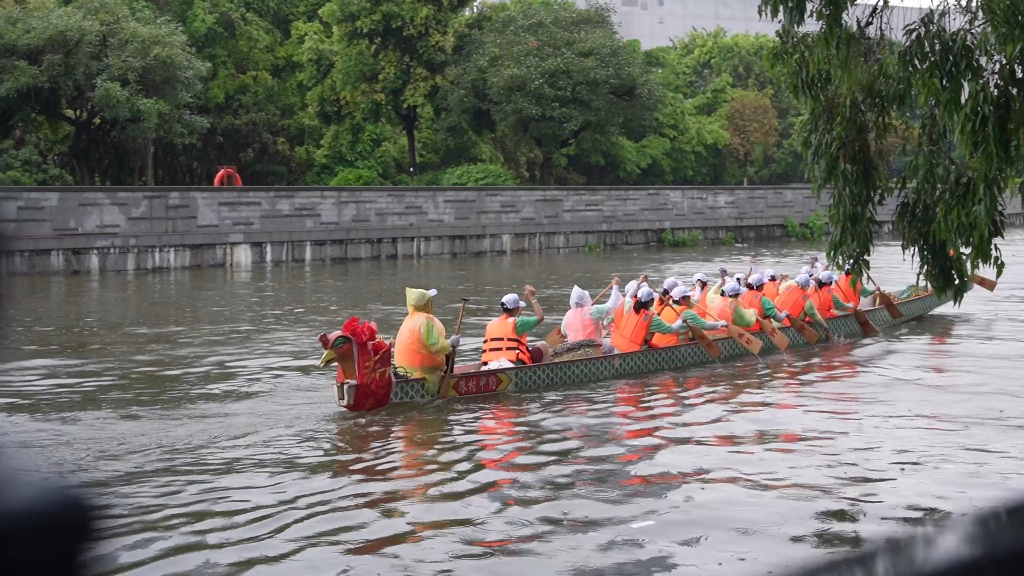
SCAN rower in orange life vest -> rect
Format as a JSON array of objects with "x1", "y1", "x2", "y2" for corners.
[
  {"x1": 481, "y1": 286, "x2": 548, "y2": 369},
  {"x1": 833, "y1": 265, "x2": 881, "y2": 308},
  {"x1": 689, "y1": 273, "x2": 710, "y2": 318},
  {"x1": 654, "y1": 278, "x2": 681, "y2": 315},
  {"x1": 561, "y1": 278, "x2": 623, "y2": 355},
  {"x1": 739, "y1": 274, "x2": 790, "y2": 328},
  {"x1": 710, "y1": 281, "x2": 759, "y2": 334},
  {"x1": 773, "y1": 273, "x2": 830, "y2": 334},
  {"x1": 810, "y1": 271, "x2": 856, "y2": 319},
  {"x1": 651, "y1": 286, "x2": 727, "y2": 347},
  {"x1": 394, "y1": 288, "x2": 461, "y2": 391},
  {"x1": 761, "y1": 269, "x2": 782, "y2": 302},
  {"x1": 611, "y1": 278, "x2": 649, "y2": 334},
  {"x1": 611, "y1": 287, "x2": 686, "y2": 353}
]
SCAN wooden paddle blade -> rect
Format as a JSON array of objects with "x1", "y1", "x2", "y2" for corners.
[
  {"x1": 852, "y1": 309, "x2": 880, "y2": 337},
  {"x1": 757, "y1": 317, "x2": 790, "y2": 352},
  {"x1": 728, "y1": 324, "x2": 763, "y2": 356},
  {"x1": 877, "y1": 292, "x2": 904, "y2": 320},
  {"x1": 543, "y1": 327, "x2": 566, "y2": 348},
  {"x1": 687, "y1": 322, "x2": 723, "y2": 360},
  {"x1": 971, "y1": 274, "x2": 998, "y2": 292},
  {"x1": 788, "y1": 315, "x2": 820, "y2": 345}
]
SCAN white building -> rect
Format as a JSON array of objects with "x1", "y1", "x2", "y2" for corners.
[{"x1": 490, "y1": 0, "x2": 933, "y2": 49}]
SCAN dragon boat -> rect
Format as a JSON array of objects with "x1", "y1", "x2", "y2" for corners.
[{"x1": 316, "y1": 285, "x2": 964, "y2": 412}]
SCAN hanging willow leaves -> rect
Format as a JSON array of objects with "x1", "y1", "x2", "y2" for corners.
[{"x1": 758, "y1": 0, "x2": 1024, "y2": 303}]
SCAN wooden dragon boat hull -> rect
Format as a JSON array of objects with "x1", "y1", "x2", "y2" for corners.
[{"x1": 329, "y1": 288, "x2": 955, "y2": 409}]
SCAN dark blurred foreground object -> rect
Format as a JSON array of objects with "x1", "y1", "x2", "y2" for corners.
[
  {"x1": 788, "y1": 499, "x2": 1024, "y2": 576},
  {"x1": 0, "y1": 460, "x2": 92, "y2": 576}
]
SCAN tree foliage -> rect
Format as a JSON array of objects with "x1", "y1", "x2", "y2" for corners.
[
  {"x1": 723, "y1": 91, "x2": 779, "y2": 185},
  {"x1": 0, "y1": 0, "x2": 207, "y2": 185},
  {"x1": 759, "y1": 0, "x2": 1024, "y2": 301}
]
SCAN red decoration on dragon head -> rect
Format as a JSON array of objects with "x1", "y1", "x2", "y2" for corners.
[{"x1": 317, "y1": 317, "x2": 393, "y2": 412}]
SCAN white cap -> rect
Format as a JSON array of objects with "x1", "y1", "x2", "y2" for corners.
[
  {"x1": 724, "y1": 281, "x2": 742, "y2": 297},
  {"x1": 734, "y1": 273, "x2": 746, "y2": 282},
  {"x1": 636, "y1": 287, "x2": 656, "y2": 303},
  {"x1": 638, "y1": 282, "x2": 650, "y2": 291},
  {"x1": 501, "y1": 293, "x2": 527, "y2": 308},
  {"x1": 670, "y1": 286, "x2": 690, "y2": 300},
  {"x1": 692, "y1": 273, "x2": 708, "y2": 284},
  {"x1": 796, "y1": 273, "x2": 812, "y2": 288},
  {"x1": 765, "y1": 269, "x2": 777, "y2": 279},
  {"x1": 663, "y1": 277, "x2": 681, "y2": 292},
  {"x1": 800, "y1": 266, "x2": 811, "y2": 275},
  {"x1": 426, "y1": 289, "x2": 438, "y2": 297},
  {"x1": 749, "y1": 274, "x2": 765, "y2": 287},
  {"x1": 818, "y1": 271, "x2": 835, "y2": 283}
]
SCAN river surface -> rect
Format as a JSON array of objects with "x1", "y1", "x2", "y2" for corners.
[{"x1": 2, "y1": 235, "x2": 1023, "y2": 575}]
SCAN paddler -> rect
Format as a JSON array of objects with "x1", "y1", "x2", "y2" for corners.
[
  {"x1": 651, "y1": 286, "x2": 727, "y2": 347},
  {"x1": 762, "y1": 269, "x2": 782, "y2": 302},
  {"x1": 774, "y1": 274, "x2": 829, "y2": 333},
  {"x1": 810, "y1": 271, "x2": 854, "y2": 319},
  {"x1": 655, "y1": 278, "x2": 681, "y2": 314},
  {"x1": 395, "y1": 288, "x2": 461, "y2": 390},
  {"x1": 561, "y1": 278, "x2": 623, "y2": 354},
  {"x1": 834, "y1": 265, "x2": 881, "y2": 308},
  {"x1": 740, "y1": 274, "x2": 790, "y2": 325},
  {"x1": 611, "y1": 287, "x2": 685, "y2": 352},
  {"x1": 709, "y1": 281, "x2": 758, "y2": 334},
  {"x1": 690, "y1": 273, "x2": 710, "y2": 310},
  {"x1": 481, "y1": 286, "x2": 547, "y2": 368}
]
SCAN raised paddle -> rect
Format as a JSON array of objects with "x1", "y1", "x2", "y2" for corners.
[
  {"x1": 438, "y1": 297, "x2": 469, "y2": 399},
  {"x1": 686, "y1": 321, "x2": 723, "y2": 359},
  {"x1": 757, "y1": 317, "x2": 790, "y2": 352},
  {"x1": 971, "y1": 274, "x2": 998, "y2": 292},
  {"x1": 787, "y1": 313, "x2": 821, "y2": 345},
  {"x1": 695, "y1": 304, "x2": 763, "y2": 356},
  {"x1": 863, "y1": 270, "x2": 904, "y2": 320}
]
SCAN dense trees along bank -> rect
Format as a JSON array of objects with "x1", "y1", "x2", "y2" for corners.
[{"x1": 0, "y1": 0, "x2": 805, "y2": 188}]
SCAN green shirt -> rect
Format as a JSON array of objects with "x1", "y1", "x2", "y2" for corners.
[
  {"x1": 514, "y1": 315, "x2": 542, "y2": 336},
  {"x1": 833, "y1": 293, "x2": 854, "y2": 310},
  {"x1": 649, "y1": 313, "x2": 678, "y2": 334}
]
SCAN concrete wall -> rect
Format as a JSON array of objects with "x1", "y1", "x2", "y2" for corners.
[{"x1": 0, "y1": 185, "x2": 1018, "y2": 274}]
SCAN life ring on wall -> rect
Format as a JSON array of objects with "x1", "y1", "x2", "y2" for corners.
[{"x1": 213, "y1": 167, "x2": 243, "y2": 186}]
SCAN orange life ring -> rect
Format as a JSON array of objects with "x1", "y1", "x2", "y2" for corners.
[{"x1": 213, "y1": 168, "x2": 243, "y2": 186}]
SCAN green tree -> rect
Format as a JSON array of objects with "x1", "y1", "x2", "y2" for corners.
[
  {"x1": 443, "y1": 0, "x2": 658, "y2": 185},
  {"x1": 723, "y1": 91, "x2": 779, "y2": 186},
  {"x1": 313, "y1": 0, "x2": 472, "y2": 177},
  {"x1": 759, "y1": 0, "x2": 1023, "y2": 300},
  {"x1": 0, "y1": 0, "x2": 207, "y2": 185}
]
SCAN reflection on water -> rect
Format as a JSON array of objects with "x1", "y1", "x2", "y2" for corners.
[{"x1": 2, "y1": 235, "x2": 1024, "y2": 574}]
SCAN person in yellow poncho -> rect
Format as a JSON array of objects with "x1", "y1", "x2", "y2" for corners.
[{"x1": 394, "y1": 288, "x2": 460, "y2": 391}]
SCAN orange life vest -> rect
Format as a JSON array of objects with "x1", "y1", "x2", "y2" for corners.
[
  {"x1": 481, "y1": 316, "x2": 531, "y2": 365},
  {"x1": 811, "y1": 285, "x2": 837, "y2": 319},
  {"x1": 763, "y1": 280, "x2": 780, "y2": 302},
  {"x1": 834, "y1": 274, "x2": 861, "y2": 309},
  {"x1": 775, "y1": 283, "x2": 810, "y2": 323},
  {"x1": 653, "y1": 297, "x2": 666, "y2": 315},
  {"x1": 611, "y1": 299, "x2": 631, "y2": 336},
  {"x1": 611, "y1": 308, "x2": 655, "y2": 352},
  {"x1": 740, "y1": 290, "x2": 765, "y2": 317},
  {"x1": 711, "y1": 298, "x2": 742, "y2": 335},
  {"x1": 395, "y1": 311, "x2": 447, "y2": 376},
  {"x1": 651, "y1": 304, "x2": 688, "y2": 347}
]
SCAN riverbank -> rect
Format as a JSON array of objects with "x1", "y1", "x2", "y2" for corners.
[{"x1": 1, "y1": 186, "x2": 1021, "y2": 274}]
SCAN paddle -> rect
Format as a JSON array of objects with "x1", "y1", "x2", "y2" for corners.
[
  {"x1": 971, "y1": 274, "x2": 998, "y2": 292},
  {"x1": 787, "y1": 313, "x2": 820, "y2": 345},
  {"x1": 757, "y1": 317, "x2": 790, "y2": 352},
  {"x1": 438, "y1": 297, "x2": 469, "y2": 399},
  {"x1": 695, "y1": 303, "x2": 763, "y2": 356},
  {"x1": 686, "y1": 321, "x2": 723, "y2": 359},
  {"x1": 864, "y1": 270, "x2": 904, "y2": 320},
  {"x1": 852, "y1": 309, "x2": 880, "y2": 337}
]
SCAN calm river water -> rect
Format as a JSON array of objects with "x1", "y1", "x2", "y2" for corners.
[{"x1": 2, "y1": 234, "x2": 1023, "y2": 575}]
